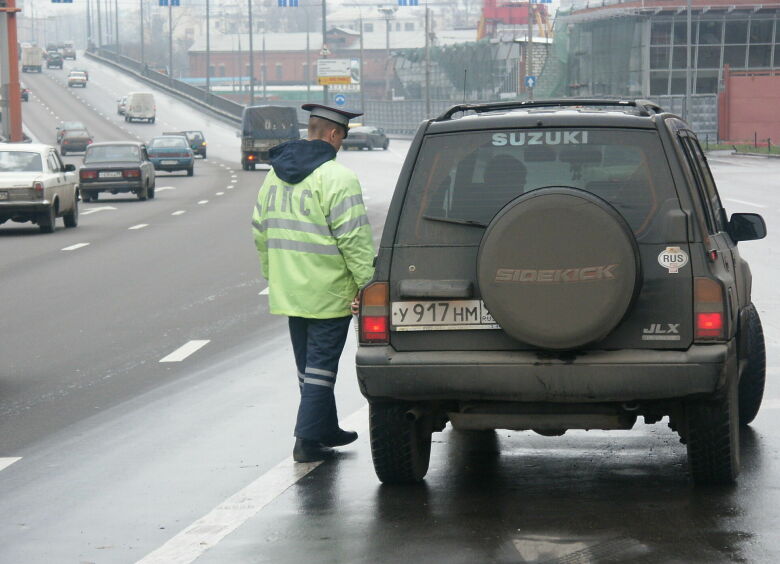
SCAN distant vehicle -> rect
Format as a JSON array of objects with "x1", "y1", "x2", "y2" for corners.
[
  {"x1": 62, "y1": 41, "x2": 76, "y2": 60},
  {"x1": 147, "y1": 136, "x2": 195, "y2": 176},
  {"x1": 0, "y1": 143, "x2": 79, "y2": 232},
  {"x1": 56, "y1": 121, "x2": 87, "y2": 144},
  {"x1": 124, "y1": 92, "x2": 155, "y2": 123},
  {"x1": 79, "y1": 142, "x2": 156, "y2": 201},
  {"x1": 59, "y1": 129, "x2": 92, "y2": 155},
  {"x1": 116, "y1": 96, "x2": 127, "y2": 115},
  {"x1": 67, "y1": 71, "x2": 87, "y2": 88},
  {"x1": 240, "y1": 105, "x2": 299, "y2": 170},
  {"x1": 163, "y1": 130, "x2": 207, "y2": 158},
  {"x1": 20, "y1": 85, "x2": 29, "y2": 102},
  {"x1": 342, "y1": 126, "x2": 389, "y2": 151},
  {"x1": 46, "y1": 51, "x2": 63, "y2": 69},
  {"x1": 21, "y1": 46, "x2": 43, "y2": 73}
]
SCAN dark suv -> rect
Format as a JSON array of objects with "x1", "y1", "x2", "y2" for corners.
[{"x1": 357, "y1": 99, "x2": 767, "y2": 486}]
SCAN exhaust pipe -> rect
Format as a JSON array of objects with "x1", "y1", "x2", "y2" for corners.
[{"x1": 405, "y1": 407, "x2": 424, "y2": 422}]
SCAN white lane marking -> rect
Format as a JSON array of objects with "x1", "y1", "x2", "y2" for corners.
[
  {"x1": 227, "y1": 186, "x2": 234, "y2": 190},
  {"x1": 723, "y1": 198, "x2": 767, "y2": 209},
  {"x1": 129, "y1": 224, "x2": 149, "y2": 230},
  {"x1": 159, "y1": 340, "x2": 210, "y2": 363},
  {"x1": 216, "y1": 192, "x2": 224, "y2": 196},
  {"x1": 172, "y1": 210, "x2": 186, "y2": 216},
  {"x1": 136, "y1": 405, "x2": 368, "y2": 564},
  {"x1": 62, "y1": 242, "x2": 90, "y2": 251},
  {"x1": 258, "y1": 287, "x2": 269, "y2": 295},
  {"x1": 230, "y1": 174, "x2": 237, "y2": 178},
  {"x1": 81, "y1": 206, "x2": 118, "y2": 215},
  {"x1": 230, "y1": 179, "x2": 237, "y2": 184},
  {"x1": 156, "y1": 186, "x2": 176, "y2": 192},
  {"x1": 0, "y1": 458, "x2": 21, "y2": 472},
  {"x1": 198, "y1": 200, "x2": 208, "y2": 205}
]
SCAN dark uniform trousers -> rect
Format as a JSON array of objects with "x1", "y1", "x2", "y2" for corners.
[{"x1": 289, "y1": 315, "x2": 353, "y2": 441}]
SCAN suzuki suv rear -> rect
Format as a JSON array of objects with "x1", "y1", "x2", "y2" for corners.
[{"x1": 357, "y1": 99, "x2": 767, "y2": 485}]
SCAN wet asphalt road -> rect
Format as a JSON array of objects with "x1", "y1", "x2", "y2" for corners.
[{"x1": 1, "y1": 58, "x2": 779, "y2": 563}]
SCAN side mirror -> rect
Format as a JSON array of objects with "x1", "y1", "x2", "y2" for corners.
[
  {"x1": 63, "y1": 164, "x2": 76, "y2": 172},
  {"x1": 728, "y1": 212, "x2": 767, "y2": 242}
]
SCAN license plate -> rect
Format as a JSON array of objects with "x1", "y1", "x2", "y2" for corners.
[
  {"x1": 391, "y1": 300, "x2": 500, "y2": 331},
  {"x1": 99, "y1": 171, "x2": 122, "y2": 178},
  {"x1": 0, "y1": 191, "x2": 8, "y2": 200},
  {"x1": 161, "y1": 160, "x2": 179, "y2": 165}
]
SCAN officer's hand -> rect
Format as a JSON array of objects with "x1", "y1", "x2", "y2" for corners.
[{"x1": 351, "y1": 295, "x2": 360, "y2": 315}]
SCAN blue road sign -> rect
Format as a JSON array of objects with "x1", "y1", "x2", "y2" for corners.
[
  {"x1": 334, "y1": 94, "x2": 346, "y2": 107},
  {"x1": 525, "y1": 75, "x2": 537, "y2": 89},
  {"x1": 159, "y1": 0, "x2": 180, "y2": 6},
  {"x1": 52, "y1": 0, "x2": 74, "y2": 3},
  {"x1": 398, "y1": 0, "x2": 419, "y2": 5}
]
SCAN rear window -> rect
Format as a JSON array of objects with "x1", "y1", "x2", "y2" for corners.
[
  {"x1": 149, "y1": 137, "x2": 187, "y2": 149},
  {"x1": 85, "y1": 145, "x2": 140, "y2": 163},
  {"x1": 0, "y1": 151, "x2": 42, "y2": 172},
  {"x1": 397, "y1": 128, "x2": 678, "y2": 245}
]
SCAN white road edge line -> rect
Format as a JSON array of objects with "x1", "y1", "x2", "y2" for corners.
[
  {"x1": 723, "y1": 198, "x2": 767, "y2": 209},
  {"x1": 62, "y1": 243, "x2": 90, "y2": 251},
  {"x1": 258, "y1": 287, "x2": 269, "y2": 295},
  {"x1": 0, "y1": 458, "x2": 21, "y2": 472},
  {"x1": 136, "y1": 405, "x2": 368, "y2": 564},
  {"x1": 159, "y1": 340, "x2": 210, "y2": 363},
  {"x1": 129, "y1": 224, "x2": 149, "y2": 230}
]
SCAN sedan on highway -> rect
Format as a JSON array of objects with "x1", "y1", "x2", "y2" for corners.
[
  {"x1": 147, "y1": 136, "x2": 195, "y2": 176},
  {"x1": 67, "y1": 71, "x2": 87, "y2": 88},
  {"x1": 0, "y1": 143, "x2": 79, "y2": 233},
  {"x1": 116, "y1": 96, "x2": 127, "y2": 115},
  {"x1": 57, "y1": 121, "x2": 87, "y2": 144},
  {"x1": 60, "y1": 130, "x2": 93, "y2": 155},
  {"x1": 342, "y1": 126, "x2": 389, "y2": 151},
  {"x1": 79, "y1": 142, "x2": 156, "y2": 202}
]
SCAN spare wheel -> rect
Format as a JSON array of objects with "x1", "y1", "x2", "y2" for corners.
[{"x1": 477, "y1": 187, "x2": 641, "y2": 350}]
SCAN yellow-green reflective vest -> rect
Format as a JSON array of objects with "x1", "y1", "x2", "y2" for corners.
[{"x1": 252, "y1": 159, "x2": 375, "y2": 318}]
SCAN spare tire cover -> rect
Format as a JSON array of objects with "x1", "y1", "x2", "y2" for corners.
[{"x1": 477, "y1": 187, "x2": 640, "y2": 349}]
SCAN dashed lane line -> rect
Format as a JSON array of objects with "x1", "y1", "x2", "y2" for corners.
[
  {"x1": 128, "y1": 224, "x2": 149, "y2": 230},
  {"x1": 198, "y1": 200, "x2": 208, "y2": 205},
  {"x1": 156, "y1": 187, "x2": 176, "y2": 192},
  {"x1": 216, "y1": 192, "x2": 224, "y2": 196},
  {"x1": 723, "y1": 197, "x2": 768, "y2": 209},
  {"x1": 0, "y1": 458, "x2": 21, "y2": 472},
  {"x1": 62, "y1": 243, "x2": 90, "y2": 251},
  {"x1": 172, "y1": 210, "x2": 186, "y2": 216},
  {"x1": 81, "y1": 206, "x2": 117, "y2": 215},
  {"x1": 159, "y1": 340, "x2": 210, "y2": 363},
  {"x1": 135, "y1": 405, "x2": 368, "y2": 564}
]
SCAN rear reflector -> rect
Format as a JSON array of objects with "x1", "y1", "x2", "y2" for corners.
[{"x1": 360, "y1": 282, "x2": 389, "y2": 344}]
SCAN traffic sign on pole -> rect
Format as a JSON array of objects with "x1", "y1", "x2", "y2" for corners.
[
  {"x1": 525, "y1": 75, "x2": 537, "y2": 89},
  {"x1": 334, "y1": 94, "x2": 346, "y2": 106}
]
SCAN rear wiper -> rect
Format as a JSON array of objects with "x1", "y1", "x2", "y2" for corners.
[{"x1": 423, "y1": 215, "x2": 487, "y2": 228}]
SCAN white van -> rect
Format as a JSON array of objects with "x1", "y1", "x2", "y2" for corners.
[{"x1": 124, "y1": 92, "x2": 156, "y2": 123}]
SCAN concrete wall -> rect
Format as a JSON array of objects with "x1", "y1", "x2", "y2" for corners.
[{"x1": 719, "y1": 65, "x2": 780, "y2": 143}]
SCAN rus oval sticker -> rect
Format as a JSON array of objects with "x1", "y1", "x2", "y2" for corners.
[{"x1": 658, "y1": 246, "x2": 689, "y2": 274}]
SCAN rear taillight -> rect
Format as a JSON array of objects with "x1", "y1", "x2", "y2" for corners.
[
  {"x1": 247, "y1": 154, "x2": 256, "y2": 161},
  {"x1": 360, "y1": 282, "x2": 389, "y2": 344},
  {"x1": 123, "y1": 169, "x2": 141, "y2": 178},
  {"x1": 80, "y1": 170, "x2": 97, "y2": 179},
  {"x1": 694, "y1": 277, "x2": 726, "y2": 340},
  {"x1": 33, "y1": 181, "x2": 44, "y2": 193}
]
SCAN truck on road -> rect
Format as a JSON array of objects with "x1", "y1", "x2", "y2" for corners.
[
  {"x1": 21, "y1": 47, "x2": 43, "y2": 73},
  {"x1": 240, "y1": 105, "x2": 299, "y2": 170}
]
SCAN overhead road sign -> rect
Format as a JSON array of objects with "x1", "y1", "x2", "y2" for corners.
[{"x1": 317, "y1": 59, "x2": 352, "y2": 85}]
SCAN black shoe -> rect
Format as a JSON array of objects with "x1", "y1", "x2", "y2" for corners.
[
  {"x1": 293, "y1": 438, "x2": 333, "y2": 463},
  {"x1": 320, "y1": 429, "x2": 358, "y2": 448}
]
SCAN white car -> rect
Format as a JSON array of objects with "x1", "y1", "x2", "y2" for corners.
[
  {"x1": 0, "y1": 143, "x2": 79, "y2": 233},
  {"x1": 67, "y1": 71, "x2": 87, "y2": 88}
]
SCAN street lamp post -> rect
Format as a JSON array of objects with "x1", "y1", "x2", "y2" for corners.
[
  {"x1": 139, "y1": 0, "x2": 144, "y2": 64},
  {"x1": 248, "y1": 0, "x2": 255, "y2": 105},
  {"x1": 205, "y1": 0, "x2": 210, "y2": 95},
  {"x1": 322, "y1": 0, "x2": 328, "y2": 104},
  {"x1": 378, "y1": 6, "x2": 396, "y2": 100},
  {"x1": 168, "y1": 0, "x2": 173, "y2": 78},
  {"x1": 424, "y1": 5, "x2": 431, "y2": 116},
  {"x1": 685, "y1": 0, "x2": 692, "y2": 121},
  {"x1": 114, "y1": 0, "x2": 119, "y2": 53},
  {"x1": 526, "y1": 2, "x2": 533, "y2": 100}
]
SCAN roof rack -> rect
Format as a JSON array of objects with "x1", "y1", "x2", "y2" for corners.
[{"x1": 434, "y1": 98, "x2": 665, "y2": 122}]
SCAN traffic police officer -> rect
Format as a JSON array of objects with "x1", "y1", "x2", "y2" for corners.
[{"x1": 252, "y1": 104, "x2": 375, "y2": 463}]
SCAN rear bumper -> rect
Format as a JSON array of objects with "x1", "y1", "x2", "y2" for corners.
[
  {"x1": 150, "y1": 158, "x2": 193, "y2": 171},
  {"x1": 80, "y1": 180, "x2": 142, "y2": 193},
  {"x1": 0, "y1": 200, "x2": 51, "y2": 216},
  {"x1": 356, "y1": 342, "x2": 735, "y2": 403}
]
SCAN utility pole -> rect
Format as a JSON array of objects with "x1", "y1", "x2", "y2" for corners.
[
  {"x1": 685, "y1": 0, "x2": 692, "y2": 121},
  {"x1": 140, "y1": 0, "x2": 144, "y2": 64},
  {"x1": 1, "y1": 0, "x2": 23, "y2": 142},
  {"x1": 262, "y1": 29, "x2": 267, "y2": 101},
  {"x1": 359, "y1": 14, "x2": 365, "y2": 114},
  {"x1": 168, "y1": 0, "x2": 173, "y2": 77},
  {"x1": 526, "y1": 3, "x2": 533, "y2": 100},
  {"x1": 322, "y1": 0, "x2": 328, "y2": 104},
  {"x1": 205, "y1": 0, "x2": 210, "y2": 94},
  {"x1": 378, "y1": 6, "x2": 396, "y2": 100},
  {"x1": 114, "y1": 0, "x2": 119, "y2": 53},
  {"x1": 96, "y1": 0, "x2": 102, "y2": 47},
  {"x1": 305, "y1": 7, "x2": 310, "y2": 100},
  {"x1": 86, "y1": 0, "x2": 92, "y2": 48},
  {"x1": 425, "y1": 5, "x2": 431, "y2": 116},
  {"x1": 248, "y1": 0, "x2": 255, "y2": 105}
]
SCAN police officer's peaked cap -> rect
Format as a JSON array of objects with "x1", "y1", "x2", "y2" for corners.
[{"x1": 302, "y1": 103, "x2": 362, "y2": 136}]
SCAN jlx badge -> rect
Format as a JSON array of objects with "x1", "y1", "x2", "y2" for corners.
[{"x1": 658, "y1": 246, "x2": 689, "y2": 274}]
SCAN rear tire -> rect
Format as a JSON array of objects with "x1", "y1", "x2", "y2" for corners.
[
  {"x1": 187, "y1": 166, "x2": 194, "y2": 177},
  {"x1": 61, "y1": 149, "x2": 67, "y2": 156},
  {"x1": 383, "y1": 139, "x2": 389, "y2": 150},
  {"x1": 370, "y1": 402, "x2": 432, "y2": 484},
  {"x1": 137, "y1": 184, "x2": 148, "y2": 201},
  {"x1": 39, "y1": 205, "x2": 56, "y2": 233},
  {"x1": 63, "y1": 198, "x2": 78, "y2": 228},
  {"x1": 738, "y1": 303, "x2": 766, "y2": 426},
  {"x1": 686, "y1": 374, "x2": 740, "y2": 485},
  {"x1": 148, "y1": 184, "x2": 155, "y2": 199}
]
